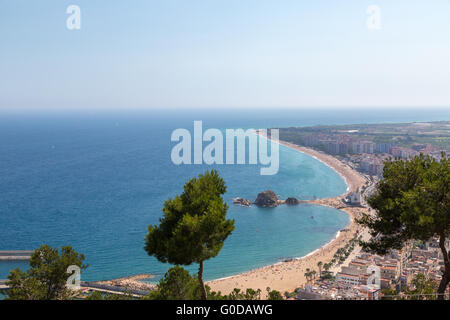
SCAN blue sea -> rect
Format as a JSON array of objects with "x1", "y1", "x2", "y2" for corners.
[{"x1": 0, "y1": 108, "x2": 449, "y2": 284}]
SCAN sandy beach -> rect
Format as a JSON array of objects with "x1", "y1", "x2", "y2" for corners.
[{"x1": 207, "y1": 135, "x2": 371, "y2": 298}]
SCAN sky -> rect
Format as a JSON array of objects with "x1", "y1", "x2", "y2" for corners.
[{"x1": 0, "y1": 0, "x2": 450, "y2": 111}]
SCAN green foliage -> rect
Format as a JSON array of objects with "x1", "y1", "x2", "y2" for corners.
[
  {"x1": 284, "y1": 291, "x2": 297, "y2": 299},
  {"x1": 84, "y1": 290, "x2": 103, "y2": 300},
  {"x1": 358, "y1": 154, "x2": 450, "y2": 297},
  {"x1": 85, "y1": 290, "x2": 135, "y2": 300},
  {"x1": 330, "y1": 238, "x2": 356, "y2": 267},
  {"x1": 5, "y1": 268, "x2": 47, "y2": 300},
  {"x1": 381, "y1": 288, "x2": 399, "y2": 300},
  {"x1": 317, "y1": 261, "x2": 323, "y2": 277},
  {"x1": 144, "y1": 266, "x2": 202, "y2": 300},
  {"x1": 358, "y1": 154, "x2": 449, "y2": 253},
  {"x1": 207, "y1": 287, "x2": 262, "y2": 300},
  {"x1": 266, "y1": 287, "x2": 283, "y2": 300},
  {"x1": 145, "y1": 170, "x2": 235, "y2": 299},
  {"x1": 304, "y1": 268, "x2": 313, "y2": 283},
  {"x1": 304, "y1": 268, "x2": 319, "y2": 283},
  {"x1": 405, "y1": 273, "x2": 438, "y2": 300},
  {"x1": 145, "y1": 170, "x2": 235, "y2": 265},
  {"x1": 204, "y1": 288, "x2": 228, "y2": 300},
  {"x1": 320, "y1": 273, "x2": 334, "y2": 281},
  {"x1": 6, "y1": 245, "x2": 87, "y2": 300},
  {"x1": 237, "y1": 288, "x2": 262, "y2": 300}
]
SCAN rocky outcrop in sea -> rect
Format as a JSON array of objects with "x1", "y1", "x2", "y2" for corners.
[
  {"x1": 285, "y1": 197, "x2": 300, "y2": 205},
  {"x1": 254, "y1": 190, "x2": 278, "y2": 207},
  {"x1": 233, "y1": 198, "x2": 252, "y2": 207}
]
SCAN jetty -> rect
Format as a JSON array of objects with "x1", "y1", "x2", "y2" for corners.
[
  {"x1": 0, "y1": 250, "x2": 33, "y2": 261},
  {"x1": 79, "y1": 281, "x2": 151, "y2": 298},
  {"x1": 0, "y1": 280, "x2": 152, "y2": 297},
  {"x1": 0, "y1": 279, "x2": 8, "y2": 290}
]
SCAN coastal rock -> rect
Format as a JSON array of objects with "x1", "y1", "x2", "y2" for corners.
[
  {"x1": 96, "y1": 274, "x2": 156, "y2": 292},
  {"x1": 254, "y1": 190, "x2": 278, "y2": 207},
  {"x1": 233, "y1": 198, "x2": 251, "y2": 207},
  {"x1": 285, "y1": 197, "x2": 300, "y2": 205}
]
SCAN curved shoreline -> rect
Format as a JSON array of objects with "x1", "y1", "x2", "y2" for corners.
[
  {"x1": 207, "y1": 133, "x2": 369, "y2": 297},
  {"x1": 303, "y1": 153, "x2": 350, "y2": 192},
  {"x1": 208, "y1": 217, "x2": 347, "y2": 284}
]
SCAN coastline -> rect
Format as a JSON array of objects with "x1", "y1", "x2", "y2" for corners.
[{"x1": 206, "y1": 133, "x2": 370, "y2": 297}]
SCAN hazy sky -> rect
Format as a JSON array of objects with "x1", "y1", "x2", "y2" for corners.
[{"x1": 1, "y1": 0, "x2": 450, "y2": 111}]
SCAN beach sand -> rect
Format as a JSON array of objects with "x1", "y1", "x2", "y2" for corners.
[{"x1": 207, "y1": 136, "x2": 371, "y2": 298}]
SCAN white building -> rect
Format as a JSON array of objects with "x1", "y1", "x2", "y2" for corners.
[
  {"x1": 346, "y1": 189, "x2": 361, "y2": 206},
  {"x1": 336, "y1": 272, "x2": 361, "y2": 287}
]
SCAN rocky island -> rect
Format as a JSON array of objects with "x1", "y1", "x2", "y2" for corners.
[
  {"x1": 232, "y1": 192, "x2": 305, "y2": 208},
  {"x1": 253, "y1": 190, "x2": 279, "y2": 207},
  {"x1": 285, "y1": 197, "x2": 300, "y2": 205},
  {"x1": 233, "y1": 198, "x2": 252, "y2": 207}
]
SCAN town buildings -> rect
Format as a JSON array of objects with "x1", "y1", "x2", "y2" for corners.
[
  {"x1": 296, "y1": 238, "x2": 449, "y2": 300},
  {"x1": 298, "y1": 133, "x2": 448, "y2": 178}
]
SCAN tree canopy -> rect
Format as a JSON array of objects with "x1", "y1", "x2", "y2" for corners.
[
  {"x1": 145, "y1": 170, "x2": 235, "y2": 299},
  {"x1": 358, "y1": 154, "x2": 449, "y2": 298},
  {"x1": 405, "y1": 273, "x2": 438, "y2": 300},
  {"x1": 144, "y1": 266, "x2": 266, "y2": 300},
  {"x1": 145, "y1": 266, "x2": 202, "y2": 300},
  {"x1": 6, "y1": 245, "x2": 87, "y2": 300}
]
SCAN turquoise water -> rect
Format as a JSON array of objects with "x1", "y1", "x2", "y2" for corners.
[{"x1": 0, "y1": 108, "x2": 448, "y2": 283}]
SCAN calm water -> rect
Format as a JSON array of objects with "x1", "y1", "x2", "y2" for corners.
[{"x1": 1, "y1": 108, "x2": 449, "y2": 282}]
